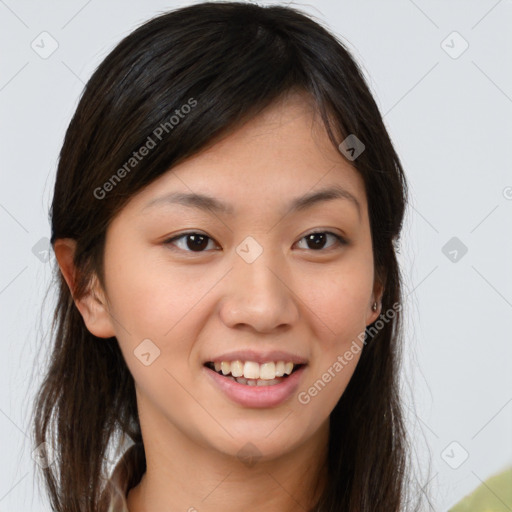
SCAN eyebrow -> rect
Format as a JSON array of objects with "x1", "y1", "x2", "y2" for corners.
[{"x1": 142, "y1": 185, "x2": 361, "y2": 220}]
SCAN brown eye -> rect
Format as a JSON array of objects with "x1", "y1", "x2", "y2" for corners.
[
  {"x1": 164, "y1": 232, "x2": 218, "y2": 252},
  {"x1": 296, "y1": 231, "x2": 347, "y2": 251}
]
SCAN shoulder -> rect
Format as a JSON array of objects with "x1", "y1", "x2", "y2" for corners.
[{"x1": 447, "y1": 467, "x2": 512, "y2": 511}]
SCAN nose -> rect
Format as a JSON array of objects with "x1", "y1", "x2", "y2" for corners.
[{"x1": 218, "y1": 244, "x2": 299, "y2": 334}]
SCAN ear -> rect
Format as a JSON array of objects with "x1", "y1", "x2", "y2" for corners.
[
  {"x1": 366, "y1": 273, "x2": 385, "y2": 326},
  {"x1": 53, "y1": 238, "x2": 116, "y2": 339}
]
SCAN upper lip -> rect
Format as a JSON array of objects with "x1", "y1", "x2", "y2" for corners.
[{"x1": 204, "y1": 349, "x2": 308, "y2": 365}]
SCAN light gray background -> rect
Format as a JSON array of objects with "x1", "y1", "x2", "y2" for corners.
[{"x1": 1, "y1": 0, "x2": 511, "y2": 510}]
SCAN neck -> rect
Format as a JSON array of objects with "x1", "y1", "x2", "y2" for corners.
[{"x1": 126, "y1": 411, "x2": 329, "y2": 512}]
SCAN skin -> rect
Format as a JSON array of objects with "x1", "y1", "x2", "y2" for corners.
[{"x1": 55, "y1": 91, "x2": 383, "y2": 512}]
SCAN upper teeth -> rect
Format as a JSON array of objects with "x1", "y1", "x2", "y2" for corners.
[{"x1": 213, "y1": 361, "x2": 296, "y2": 380}]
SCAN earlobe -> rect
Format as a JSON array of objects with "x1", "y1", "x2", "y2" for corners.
[
  {"x1": 366, "y1": 301, "x2": 380, "y2": 326},
  {"x1": 53, "y1": 238, "x2": 116, "y2": 339},
  {"x1": 366, "y1": 277, "x2": 385, "y2": 326}
]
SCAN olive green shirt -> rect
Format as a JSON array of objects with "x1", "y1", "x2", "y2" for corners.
[{"x1": 448, "y1": 467, "x2": 512, "y2": 511}]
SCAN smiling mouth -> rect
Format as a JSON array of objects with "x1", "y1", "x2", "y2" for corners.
[{"x1": 204, "y1": 361, "x2": 306, "y2": 386}]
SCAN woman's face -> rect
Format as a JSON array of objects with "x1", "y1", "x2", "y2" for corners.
[{"x1": 87, "y1": 93, "x2": 382, "y2": 462}]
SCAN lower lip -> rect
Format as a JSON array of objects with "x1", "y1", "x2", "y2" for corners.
[{"x1": 203, "y1": 365, "x2": 307, "y2": 408}]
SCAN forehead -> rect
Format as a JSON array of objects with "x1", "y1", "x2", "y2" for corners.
[{"x1": 126, "y1": 92, "x2": 367, "y2": 219}]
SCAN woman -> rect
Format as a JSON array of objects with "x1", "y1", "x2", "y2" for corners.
[{"x1": 31, "y1": 2, "x2": 426, "y2": 511}]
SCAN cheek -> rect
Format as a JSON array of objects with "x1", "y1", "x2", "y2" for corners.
[
  {"x1": 104, "y1": 246, "x2": 232, "y2": 388},
  {"x1": 295, "y1": 256, "x2": 373, "y2": 409},
  {"x1": 299, "y1": 258, "x2": 374, "y2": 341},
  {"x1": 104, "y1": 246, "x2": 214, "y2": 339}
]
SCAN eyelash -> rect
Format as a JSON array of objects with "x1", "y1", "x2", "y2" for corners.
[{"x1": 163, "y1": 230, "x2": 347, "y2": 254}]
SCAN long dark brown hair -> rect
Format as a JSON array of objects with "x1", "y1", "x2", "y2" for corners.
[{"x1": 31, "y1": 2, "x2": 431, "y2": 510}]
